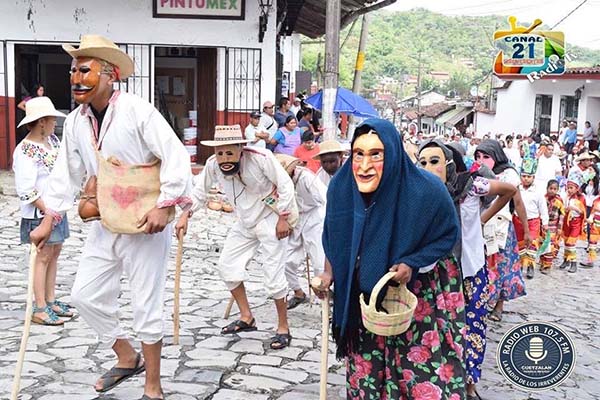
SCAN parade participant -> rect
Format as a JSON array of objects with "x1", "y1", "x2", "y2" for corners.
[
  {"x1": 541, "y1": 180, "x2": 565, "y2": 273},
  {"x1": 244, "y1": 111, "x2": 269, "y2": 148},
  {"x1": 562, "y1": 172, "x2": 586, "y2": 273},
  {"x1": 177, "y1": 125, "x2": 298, "y2": 350},
  {"x1": 271, "y1": 116, "x2": 303, "y2": 156},
  {"x1": 313, "y1": 140, "x2": 344, "y2": 186},
  {"x1": 583, "y1": 193, "x2": 600, "y2": 268},
  {"x1": 475, "y1": 139, "x2": 530, "y2": 322},
  {"x1": 29, "y1": 35, "x2": 192, "y2": 400},
  {"x1": 13, "y1": 96, "x2": 71, "y2": 326},
  {"x1": 535, "y1": 142, "x2": 562, "y2": 189},
  {"x1": 274, "y1": 154, "x2": 326, "y2": 310},
  {"x1": 314, "y1": 118, "x2": 466, "y2": 399},
  {"x1": 418, "y1": 139, "x2": 516, "y2": 399},
  {"x1": 293, "y1": 131, "x2": 321, "y2": 173},
  {"x1": 514, "y1": 159, "x2": 549, "y2": 279}
]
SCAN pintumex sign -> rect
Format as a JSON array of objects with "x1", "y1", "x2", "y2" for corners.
[{"x1": 153, "y1": 0, "x2": 245, "y2": 20}]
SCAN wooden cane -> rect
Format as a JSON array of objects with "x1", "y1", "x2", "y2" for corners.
[
  {"x1": 11, "y1": 245, "x2": 37, "y2": 400},
  {"x1": 311, "y1": 277, "x2": 329, "y2": 400},
  {"x1": 305, "y1": 256, "x2": 312, "y2": 304},
  {"x1": 223, "y1": 295, "x2": 235, "y2": 319},
  {"x1": 173, "y1": 234, "x2": 184, "y2": 345}
]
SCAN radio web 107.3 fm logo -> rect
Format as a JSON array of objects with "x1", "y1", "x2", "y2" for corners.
[
  {"x1": 497, "y1": 322, "x2": 576, "y2": 391},
  {"x1": 493, "y1": 16, "x2": 569, "y2": 81}
]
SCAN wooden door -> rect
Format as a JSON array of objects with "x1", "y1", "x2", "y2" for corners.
[{"x1": 196, "y1": 48, "x2": 217, "y2": 164}]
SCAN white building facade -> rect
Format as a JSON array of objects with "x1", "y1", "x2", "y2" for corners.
[
  {"x1": 0, "y1": 0, "x2": 278, "y2": 167},
  {"x1": 474, "y1": 69, "x2": 600, "y2": 137}
]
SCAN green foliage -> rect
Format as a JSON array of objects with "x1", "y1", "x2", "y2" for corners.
[{"x1": 300, "y1": 9, "x2": 600, "y2": 96}]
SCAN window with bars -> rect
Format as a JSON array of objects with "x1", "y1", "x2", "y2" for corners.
[
  {"x1": 225, "y1": 47, "x2": 261, "y2": 126},
  {"x1": 117, "y1": 44, "x2": 152, "y2": 103}
]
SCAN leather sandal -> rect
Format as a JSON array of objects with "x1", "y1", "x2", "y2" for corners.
[
  {"x1": 270, "y1": 332, "x2": 292, "y2": 350},
  {"x1": 49, "y1": 300, "x2": 74, "y2": 317},
  {"x1": 95, "y1": 352, "x2": 145, "y2": 393},
  {"x1": 287, "y1": 294, "x2": 308, "y2": 310},
  {"x1": 221, "y1": 318, "x2": 257, "y2": 334},
  {"x1": 31, "y1": 305, "x2": 64, "y2": 326},
  {"x1": 140, "y1": 392, "x2": 164, "y2": 400}
]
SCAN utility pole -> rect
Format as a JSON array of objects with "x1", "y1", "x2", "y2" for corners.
[
  {"x1": 323, "y1": 0, "x2": 341, "y2": 141},
  {"x1": 416, "y1": 48, "x2": 423, "y2": 132},
  {"x1": 348, "y1": 14, "x2": 370, "y2": 140}
]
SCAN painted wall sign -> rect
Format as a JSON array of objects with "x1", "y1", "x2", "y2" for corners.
[{"x1": 153, "y1": 0, "x2": 245, "y2": 20}]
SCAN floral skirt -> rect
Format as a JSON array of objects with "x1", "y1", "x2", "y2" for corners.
[
  {"x1": 486, "y1": 223, "x2": 526, "y2": 307},
  {"x1": 463, "y1": 265, "x2": 489, "y2": 384},
  {"x1": 346, "y1": 257, "x2": 467, "y2": 400}
]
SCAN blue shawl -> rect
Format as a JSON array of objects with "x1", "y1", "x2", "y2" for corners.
[{"x1": 322, "y1": 119, "x2": 459, "y2": 353}]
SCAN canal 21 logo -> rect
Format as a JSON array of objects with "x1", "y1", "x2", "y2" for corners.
[
  {"x1": 497, "y1": 322, "x2": 576, "y2": 392},
  {"x1": 493, "y1": 16, "x2": 566, "y2": 79}
]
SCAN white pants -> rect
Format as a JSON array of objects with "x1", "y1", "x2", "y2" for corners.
[
  {"x1": 284, "y1": 209, "x2": 325, "y2": 291},
  {"x1": 219, "y1": 212, "x2": 288, "y2": 299},
  {"x1": 71, "y1": 221, "x2": 172, "y2": 345}
]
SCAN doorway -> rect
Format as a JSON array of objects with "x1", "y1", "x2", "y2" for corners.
[{"x1": 14, "y1": 44, "x2": 72, "y2": 143}]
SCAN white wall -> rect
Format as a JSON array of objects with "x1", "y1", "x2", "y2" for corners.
[
  {"x1": 474, "y1": 112, "x2": 496, "y2": 137},
  {"x1": 475, "y1": 79, "x2": 600, "y2": 136},
  {"x1": 0, "y1": 0, "x2": 277, "y2": 104},
  {"x1": 585, "y1": 97, "x2": 600, "y2": 128},
  {"x1": 282, "y1": 33, "x2": 302, "y2": 96}
]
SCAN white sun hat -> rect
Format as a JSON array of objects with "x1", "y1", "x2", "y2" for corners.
[{"x1": 17, "y1": 96, "x2": 67, "y2": 128}]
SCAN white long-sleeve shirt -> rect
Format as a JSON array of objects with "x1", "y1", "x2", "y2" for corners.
[
  {"x1": 44, "y1": 91, "x2": 192, "y2": 220},
  {"x1": 519, "y1": 183, "x2": 549, "y2": 225},
  {"x1": 293, "y1": 166, "x2": 326, "y2": 215},
  {"x1": 191, "y1": 147, "x2": 298, "y2": 229},
  {"x1": 13, "y1": 135, "x2": 61, "y2": 219}
]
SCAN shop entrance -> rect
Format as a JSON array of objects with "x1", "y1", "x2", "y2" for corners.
[
  {"x1": 14, "y1": 44, "x2": 72, "y2": 143},
  {"x1": 154, "y1": 46, "x2": 217, "y2": 165}
]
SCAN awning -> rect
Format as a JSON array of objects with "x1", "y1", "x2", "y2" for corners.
[{"x1": 435, "y1": 107, "x2": 473, "y2": 127}]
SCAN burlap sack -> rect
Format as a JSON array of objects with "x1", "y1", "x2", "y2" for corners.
[{"x1": 96, "y1": 155, "x2": 174, "y2": 234}]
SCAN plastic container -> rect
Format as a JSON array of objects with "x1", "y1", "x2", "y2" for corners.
[
  {"x1": 183, "y1": 127, "x2": 197, "y2": 145},
  {"x1": 185, "y1": 145, "x2": 197, "y2": 163}
]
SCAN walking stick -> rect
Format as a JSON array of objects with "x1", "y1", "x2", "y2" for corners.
[
  {"x1": 173, "y1": 233, "x2": 184, "y2": 345},
  {"x1": 11, "y1": 245, "x2": 37, "y2": 400},
  {"x1": 223, "y1": 296, "x2": 235, "y2": 319},
  {"x1": 305, "y1": 256, "x2": 312, "y2": 304},
  {"x1": 311, "y1": 277, "x2": 329, "y2": 400}
]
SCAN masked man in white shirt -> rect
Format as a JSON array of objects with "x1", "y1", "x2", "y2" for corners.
[
  {"x1": 176, "y1": 125, "x2": 298, "y2": 350},
  {"x1": 30, "y1": 35, "x2": 192, "y2": 400}
]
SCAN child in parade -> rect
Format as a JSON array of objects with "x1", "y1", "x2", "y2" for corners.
[
  {"x1": 13, "y1": 96, "x2": 72, "y2": 325},
  {"x1": 513, "y1": 159, "x2": 549, "y2": 279},
  {"x1": 540, "y1": 180, "x2": 565, "y2": 273},
  {"x1": 562, "y1": 173, "x2": 586, "y2": 273}
]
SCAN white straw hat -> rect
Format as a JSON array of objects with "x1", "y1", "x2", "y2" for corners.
[
  {"x1": 17, "y1": 97, "x2": 67, "y2": 128},
  {"x1": 201, "y1": 125, "x2": 252, "y2": 147},
  {"x1": 312, "y1": 140, "x2": 344, "y2": 159},
  {"x1": 62, "y1": 34, "x2": 134, "y2": 79}
]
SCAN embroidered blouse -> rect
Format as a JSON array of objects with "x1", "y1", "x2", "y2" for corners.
[{"x1": 12, "y1": 135, "x2": 61, "y2": 218}]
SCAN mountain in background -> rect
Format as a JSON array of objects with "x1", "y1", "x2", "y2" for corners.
[{"x1": 301, "y1": 8, "x2": 600, "y2": 99}]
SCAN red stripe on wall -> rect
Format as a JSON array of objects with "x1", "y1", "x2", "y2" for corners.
[{"x1": 0, "y1": 96, "x2": 16, "y2": 170}]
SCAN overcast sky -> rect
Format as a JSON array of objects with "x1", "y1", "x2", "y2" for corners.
[{"x1": 385, "y1": 0, "x2": 600, "y2": 50}]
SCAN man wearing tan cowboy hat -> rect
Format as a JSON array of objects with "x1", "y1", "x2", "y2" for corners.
[
  {"x1": 176, "y1": 125, "x2": 299, "y2": 350},
  {"x1": 30, "y1": 34, "x2": 192, "y2": 400},
  {"x1": 313, "y1": 139, "x2": 345, "y2": 186}
]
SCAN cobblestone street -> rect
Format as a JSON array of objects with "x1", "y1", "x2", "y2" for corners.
[{"x1": 0, "y1": 171, "x2": 599, "y2": 400}]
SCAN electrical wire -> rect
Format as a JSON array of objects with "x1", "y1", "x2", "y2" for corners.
[{"x1": 551, "y1": 0, "x2": 589, "y2": 29}]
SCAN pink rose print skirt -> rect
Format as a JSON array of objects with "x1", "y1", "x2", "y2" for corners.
[{"x1": 346, "y1": 257, "x2": 467, "y2": 400}]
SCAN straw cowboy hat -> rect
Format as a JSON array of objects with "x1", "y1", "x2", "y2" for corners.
[
  {"x1": 312, "y1": 140, "x2": 344, "y2": 160},
  {"x1": 274, "y1": 154, "x2": 302, "y2": 175},
  {"x1": 591, "y1": 150, "x2": 600, "y2": 160},
  {"x1": 575, "y1": 151, "x2": 594, "y2": 162},
  {"x1": 200, "y1": 125, "x2": 252, "y2": 147},
  {"x1": 62, "y1": 35, "x2": 134, "y2": 79},
  {"x1": 17, "y1": 97, "x2": 67, "y2": 128}
]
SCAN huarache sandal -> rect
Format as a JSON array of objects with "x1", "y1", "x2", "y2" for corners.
[
  {"x1": 287, "y1": 294, "x2": 308, "y2": 310},
  {"x1": 95, "y1": 352, "x2": 145, "y2": 393},
  {"x1": 31, "y1": 305, "x2": 64, "y2": 326},
  {"x1": 270, "y1": 332, "x2": 292, "y2": 350},
  {"x1": 488, "y1": 309, "x2": 503, "y2": 322},
  {"x1": 140, "y1": 392, "x2": 164, "y2": 400},
  {"x1": 49, "y1": 300, "x2": 74, "y2": 317},
  {"x1": 221, "y1": 318, "x2": 257, "y2": 334}
]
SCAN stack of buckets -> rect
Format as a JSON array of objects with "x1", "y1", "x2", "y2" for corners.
[{"x1": 184, "y1": 110, "x2": 198, "y2": 163}]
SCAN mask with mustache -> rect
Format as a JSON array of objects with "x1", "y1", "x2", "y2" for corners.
[
  {"x1": 69, "y1": 58, "x2": 104, "y2": 104},
  {"x1": 218, "y1": 161, "x2": 241, "y2": 176},
  {"x1": 215, "y1": 144, "x2": 243, "y2": 176}
]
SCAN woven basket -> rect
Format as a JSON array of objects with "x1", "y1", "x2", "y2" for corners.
[{"x1": 359, "y1": 271, "x2": 418, "y2": 337}]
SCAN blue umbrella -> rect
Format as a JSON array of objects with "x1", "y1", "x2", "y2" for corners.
[{"x1": 305, "y1": 87, "x2": 378, "y2": 118}]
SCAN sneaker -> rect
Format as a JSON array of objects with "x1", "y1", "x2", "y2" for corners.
[
  {"x1": 559, "y1": 260, "x2": 569, "y2": 270},
  {"x1": 568, "y1": 262, "x2": 578, "y2": 273}
]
